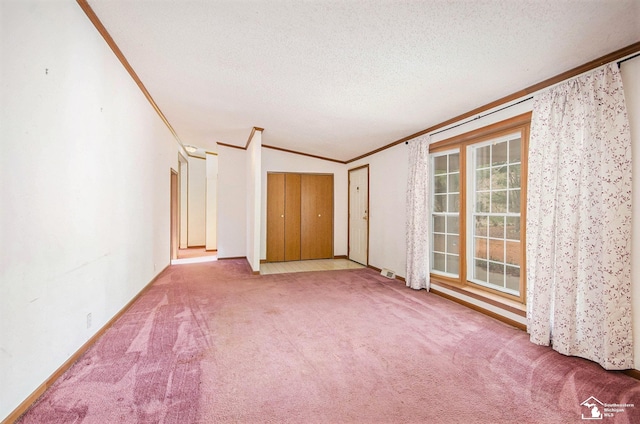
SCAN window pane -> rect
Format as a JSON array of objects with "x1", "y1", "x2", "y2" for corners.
[
  {"x1": 476, "y1": 169, "x2": 490, "y2": 190},
  {"x1": 477, "y1": 145, "x2": 491, "y2": 168},
  {"x1": 475, "y1": 215, "x2": 488, "y2": 237},
  {"x1": 488, "y1": 262, "x2": 505, "y2": 286},
  {"x1": 447, "y1": 235, "x2": 459, "y2": 254},
  {"x1": 509, "y1": 189, "x2": 520, "y2": 213},
  {"x1": 475, "y1": 259, "x2": 488, "y2": 282},
  {"x1": 506, "y1": 241, "x2": 520, "y2": 266},
  {"x1": 506, "y1": 266, "x2": 520, "y2": 291},
  {"x1": 491, "y1": 190, "x2": 506, "y2": 213},
  {"x1": 509, "y1": 138, "x2": 521, "y2": 163},
  {"x1": 508, "y1": 164, "x2": 521, "y2": 189},
  {"x1": 449, "y1": 173, "x2": 459, "y2": 192},
  {"x1": 447, "y1": 255, "x2": 459, "y2": 275},
  {"x1": 433, "y1": 253, "x2": 446, "y2": 272},
  {"x1": 434, "y1": 194, "x2": 446, "y2": 212},
  {"x1": 474, "y1": 237, "x2": 487, "y2": 259},
  {"x1": 492, "y1": 141, "x2": 508, "y2": 166},
  {"x1": 489, "y1": 216, "x2": 504, "y2": 238},
  {"x1": 506, "y1": 217, "x2": 520, "y2": 240},
  {"x1": 433, "y1": 215, "x2": 445, "y2": 233},
  {"x1": 491, "y1": 166, "x2": 507, "y2": 189},
  {"x1": 448, "y1": 194, "x2": 459, "y2": 212},
  {"x1": 434, "y1": 175, "x2": 447, "y2": 193},
  {"x1": 447, "y1": 216, "x2": 459, "y2": 235},
  {"x1": 488, "y1": 239, "x2": 504, "y2": 262},
  {"x1": 449, "y1": 153, "x2": 460, "y2": 172},
  {"x1": 433, "y1": 234, "x2": 445, "y2": 252},
  {"x1": 476, "y1": 192, "x2": 490, "y2": 213},
  {"x1": 434, "y1": 156, "x2": 448, "y2": 175}
]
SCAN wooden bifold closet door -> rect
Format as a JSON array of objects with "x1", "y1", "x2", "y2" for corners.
[
  {"x1": 266, "y1": 173, "x2": 333, "y2": 262},
  {"x1": 301, "y1": 174, "x2": 333, "y2": 260}
]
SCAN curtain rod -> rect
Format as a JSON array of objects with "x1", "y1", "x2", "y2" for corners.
[
  {"x1": 412, "y1": 96, "x2": 533, "y2": 141},
  {"x1": 618, "y1": 52, "x2": 640, "y2": 67}
]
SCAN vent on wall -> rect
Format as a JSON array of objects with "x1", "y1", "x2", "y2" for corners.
[{"x1": 381, "y1": 268, "x2": 396, "y2": 279}]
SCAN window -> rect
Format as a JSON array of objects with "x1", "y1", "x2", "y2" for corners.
[
  {"x1": 429, "y1": 114, "x2": 530, "y2": 302},
  {"x1": 432, "y1": 151, "x2": 460, "y2": 276}
]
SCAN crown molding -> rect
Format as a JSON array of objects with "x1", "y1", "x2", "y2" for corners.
[
  {"x1": 262, "y1": 144, "x2": 346, "y2": 164},
  {"x1": 217, "y1": 142, "x2": 245, "y2": 150}
]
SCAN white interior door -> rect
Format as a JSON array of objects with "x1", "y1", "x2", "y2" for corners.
[{"x1": 349, "y1": 166, "x2": 368, "y2": 265}]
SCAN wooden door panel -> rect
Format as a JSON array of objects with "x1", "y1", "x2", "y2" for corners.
[
  {"x1": 266, "y1": 173, "x2": 285, "y2": 262},
  {"x1": 301, "y1": 174, "x2": 333, "y2": 259},
  {"x1": 284, "y1": 173, "x2": 301, "y2": 261}
]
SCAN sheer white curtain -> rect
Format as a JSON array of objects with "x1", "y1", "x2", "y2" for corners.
[
  {"x1": 406, "y1": 135, "x2": 431, "y2": 290},
  {"x1": 527, "y1": 63, "x2": 633, "y2": 370}
]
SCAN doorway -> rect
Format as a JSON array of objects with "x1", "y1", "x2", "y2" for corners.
[{"x1": 349, "y1": 165, "x2": 369, "y2": 265}]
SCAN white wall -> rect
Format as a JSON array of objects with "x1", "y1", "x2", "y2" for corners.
[
  {"x1": 217, "y1": 145, "x2": 247, "y2": 258},
  {"x1": 0, "y1": 1, "x2": 182, "y2": 421},
  {"x1": 621, "y1": 56, "x2": 640, "y2": 370},
  {"x1": 246, "y1": 132, "x2": 262, "y2": 272},
  {"x1": 187, "y1": 156, "x2": 206, "y2": 246},
  {"x1": 261, "y1": 149, "x2": 348, "y2": 260},
  {"x1": 205, "y1": 153, "x2": 218, "y2": 251}
]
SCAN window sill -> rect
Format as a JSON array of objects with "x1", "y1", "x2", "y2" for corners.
[{"x1": 430, "y1": 275, "x2": 526, "y2": 318}]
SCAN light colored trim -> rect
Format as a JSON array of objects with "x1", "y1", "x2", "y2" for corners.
[
  {"x1": 205, "y1": 151, "x2": 218, "y2": 156},
  {"x1": 2, "y1": 265, "x2": 170, "y2": 424},
  {"x1": 76, "y1": 0, "x2": 184, "y2": 148},
  {"x1": 346, "y1": 41, "x2": 640, "y2": 163}
]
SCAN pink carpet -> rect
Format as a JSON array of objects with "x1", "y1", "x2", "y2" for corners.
[{"x1": 17, "y1": 259, "x2": 640, "y2": 423}]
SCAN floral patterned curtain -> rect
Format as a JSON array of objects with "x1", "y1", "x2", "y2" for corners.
[
  {"x1": 406, "y1": 135, "x2": 431, "y2": 290},
  {"x1": 526, "y1": 63, "x2": 633, "y2": 370}
]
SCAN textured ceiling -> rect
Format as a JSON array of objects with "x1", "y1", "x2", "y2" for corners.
[{"x1": 87, "y1": 0, "x2": 640, "y2": 161}]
